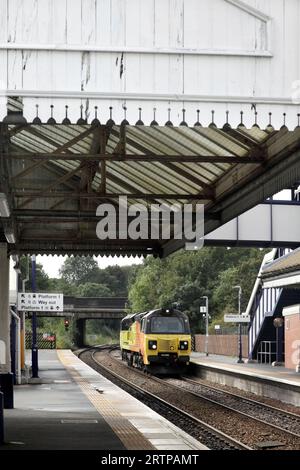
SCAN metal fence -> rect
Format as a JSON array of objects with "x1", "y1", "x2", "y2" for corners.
[
  {"x1": 257, "y1": 341, "x2": 285, "y2": 365},
  {"x1": 212, "y1": 325, "x2": 248, "y2": 336},
  {"x1": 25, "y1": 332, "x2": 56, "y2": 349}
]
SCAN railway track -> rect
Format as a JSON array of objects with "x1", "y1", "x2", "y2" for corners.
[
  {"x1": 79, "y1": 346, "x2": 300, "y2": 450},
  {"x1": 109, "y1": 348, "x2": 300, "y2": 439},
  {"x1": 78, "y1": 347, "x2": 251, "y2": 451},
  {"x1": 109, "y1": 348, "x2": 300, "y2": 440},
  {"x1": 170, "y1": 377, "x2": 300, "y2": 439}
]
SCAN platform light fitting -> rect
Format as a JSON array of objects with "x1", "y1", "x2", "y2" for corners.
[
  {"x1": 4, "y1": 230, "x2": 16, "y2": 244},
  {"x1": 0, "y1": 193, "x2": 10, "y2": 218}
]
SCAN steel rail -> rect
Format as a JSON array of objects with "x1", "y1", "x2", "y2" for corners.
[
  {"x1": 106, "y1": 347, "x2": 300, "y2": 445},
  {"x1": 78, "y1": 347, "x2": 251, "y2": 451},
  {"x1": 177, "y1": 377, "x2": 300, "y2": 439}
]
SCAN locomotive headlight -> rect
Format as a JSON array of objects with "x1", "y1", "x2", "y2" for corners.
[
  {"x1": 148, "y1": 340, "x2": 157, "y2": 350},
  {"x1": 179, "y1": 341, "x2": 189, "y2": 350}
]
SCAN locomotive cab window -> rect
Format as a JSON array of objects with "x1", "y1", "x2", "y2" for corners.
[
  {"x1": 121, "y1": 318, "x2": 133, "y2": 330},
  {"x1": 150, "y1": 316, "x2": 186, "y2": 334}
]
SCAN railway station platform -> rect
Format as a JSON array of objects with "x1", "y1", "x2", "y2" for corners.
[
  {"x1": 191, "y1": 353, "x2": 300, "y2": 407},
  {"x1": 1, "y1": 350, "x2": 206, "y2": 451}
]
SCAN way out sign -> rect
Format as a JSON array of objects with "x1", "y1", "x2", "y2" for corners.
[
  {"x1": 224, "y1": 314, "x2": 250, "y2": 323},
  {"x1": 17, "y1": 293, "x2": 64, "y2": 312}
]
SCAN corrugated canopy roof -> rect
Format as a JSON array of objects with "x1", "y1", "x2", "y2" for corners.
[
  {"x1": 1, "y1": 115, "x2": 300, "y2": 257},
  {"x1": 261, "y1": 249, "x2": 300, "y2": 279}
]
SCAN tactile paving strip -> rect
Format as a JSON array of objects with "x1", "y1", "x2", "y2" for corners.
[{"x1": 57, "y1": 350, "x2": 155, "y2": 450}]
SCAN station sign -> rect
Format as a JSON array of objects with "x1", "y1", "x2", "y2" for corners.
[
  {"x1": 43, "y1": 333, "x2": 56, "y2": 342},
  {"x1": 224, "y1": 314, "x2": 250, "y2": 323},
  {"x1": 17, "y1": 293, "x2": 64, "y2": 312}
]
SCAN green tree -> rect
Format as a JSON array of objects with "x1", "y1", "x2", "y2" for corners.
[
  {"x1": 48, "y1": 278, "x2": 79, "y2": 296},
  {"x1": 20, "y1": 256, "x2": 51, "y2": 292},
  {"x1": 128, "y1": 248, "x2": 266, "y2": 333},
  {"x1": 78, "y1": 283, "x2": 113, "y2": 297},
  {"x1": 59, "y1": 256, "x2": 99, "y2": 285},
  {"x1": 128, "y1": 258, "x2": 163, "y2": 311},
  {"x1": 95, "y1": 265, "x2": 130, "y2": 295}
]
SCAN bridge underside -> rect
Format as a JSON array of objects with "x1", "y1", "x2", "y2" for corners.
[
  {"x1": 35, "y1": 311, "x2": 125, "y2": 320},
  {"x1": 1, "y1": 107, "x2": 300, "y2": 258},
  {"x1": 33, "y1": 296, "x2": 127, "y2": 320}
]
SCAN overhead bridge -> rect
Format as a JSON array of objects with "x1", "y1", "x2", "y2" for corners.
[
  {"x1": 32, "y1": 296, "x2": 128, "y2": 348},
  {"x1": 35, "y1": 296, "x2": 128, "y2": 320},
  {"x1": 205, "y1": 201, "x2": 300, "y2": 248}
]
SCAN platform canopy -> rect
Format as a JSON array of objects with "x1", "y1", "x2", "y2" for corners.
[{"x1": 1, "y1": 105, "x2": 300, "y2": 257}]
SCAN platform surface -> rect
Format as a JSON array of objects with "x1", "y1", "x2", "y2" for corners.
[
  {"x1": 191, "y1": 352, "x2": 300, "y2": 387},
  {"x1": 1, "y1": 350, "x2": 206, "y2": 451}
]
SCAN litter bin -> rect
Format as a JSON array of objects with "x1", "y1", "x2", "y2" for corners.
[
  {"x1": 0, "y1": 373, "x2": 14, "y2": 409},
  {"x1": 0, "y1": 391, "x2": 4, "y2": 444}
]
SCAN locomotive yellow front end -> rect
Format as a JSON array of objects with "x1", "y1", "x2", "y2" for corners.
[{"x1": 140, "y1": 308, "x2": 191, "y2": 374}]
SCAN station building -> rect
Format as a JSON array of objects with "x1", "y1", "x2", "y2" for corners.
[{"x1": 1, "y1": 0, "x2": 300, "y2": 391}]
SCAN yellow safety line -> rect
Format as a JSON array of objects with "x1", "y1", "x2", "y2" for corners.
[{"x1": 57, "y1": 350, "x2": 155, "y2": 451}]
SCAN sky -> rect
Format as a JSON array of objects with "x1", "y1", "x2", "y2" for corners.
[{"x1": 37, "y1": 255, "x2": 144, "y2": 278}]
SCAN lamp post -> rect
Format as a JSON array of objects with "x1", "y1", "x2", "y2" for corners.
[
  {"x1": 272, "y1": 317, "x2": 284, "y2": 367},
  {"x1": 201, "y1": 296, "x2": 209, "y2": 357},
  {"x1": 233, "y1": 285, "x2": 244, "y2": 364}
]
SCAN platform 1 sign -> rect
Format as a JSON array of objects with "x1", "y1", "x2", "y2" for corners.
[
  {"x1": 224, "y1": 314, "x2": 250, "y2": 323},
  {"x1": 17, "y1": 293, "x2": 64, "y2": 312}
]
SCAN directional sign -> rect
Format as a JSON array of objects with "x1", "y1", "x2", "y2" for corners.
[
  {"x1": 224, "y1": 314, "x2": 250, "y2": 323},
  {"x1": 17, "y1": 293, "x2": 64, "y2": 312}
]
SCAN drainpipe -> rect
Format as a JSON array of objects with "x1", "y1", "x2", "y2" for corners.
[{"x1": 10, "y1": 310, "x2": 21, "y2": 385}]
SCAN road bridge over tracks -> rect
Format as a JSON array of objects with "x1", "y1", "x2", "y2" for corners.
[
  {"x1": 31, "y1": 296, "x2": 128, "y2": 348},
  {"x1": 34, "y1": 296, "x2": 128, "y2": 320}
]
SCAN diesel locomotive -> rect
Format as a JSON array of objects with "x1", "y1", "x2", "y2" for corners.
[{"x1": 120, "y1": 307, "x2": 191, "y2": 374}]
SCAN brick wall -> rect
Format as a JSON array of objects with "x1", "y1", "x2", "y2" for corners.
[
  {"x1": 194, "y1": 334, "x2": 248, "y2": 357},
  {"x1": 284, "y1": 314, "x2": 300, "y2": 370}
]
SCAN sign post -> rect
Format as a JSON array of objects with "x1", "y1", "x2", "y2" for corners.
[
  {"x1": 224, "y1": 314, "x2": 250, "y2": 364},
  {"x1": 31, "y1": 256, "x2": 38, "y2": 379},
  {"x1": 214, "y1": 325, "x2": 221, "y2": 335},
  {"x1": 17, "y1": 293, "x2": 64, "y2": 312},
  {"x1": 17, "y1": 287, "x2": 64, "y2": 379},
  {"x1": 224, "y1": 315, "x2": 251, "y2": 323}
]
